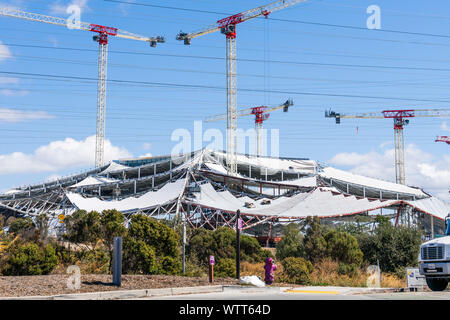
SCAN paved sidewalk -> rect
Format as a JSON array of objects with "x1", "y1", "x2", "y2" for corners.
[{"x1": 0, "y1": 285, "x2": 401, "y2": 300}]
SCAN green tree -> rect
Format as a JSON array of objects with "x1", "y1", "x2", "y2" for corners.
[
  {"x1": 64, "y1": 210, "x2": 102, "y2": 252},
  {"x1": 357, "y1": 216, "x2": 422, "y2": 276},
  {"x1": 8, "y1": 217, "x2": 36, "y2": 236},
  {"x1": 36, "y1": 214, "x2": 49, "y2": 240},
  {"x1": 323, "y1": 229, "x2": 363, "y2": 266},
  {"x1": 303, "y1": 217, "x2": 327, "y2": 263},
  {"x1": 1, "y1": 242, "x2": 59, "y2": 275},
  {"x1": 100, "y1": 209, "x2": 127, "y2": 271},
  {"x1": 123, "y1": 214, "x2": 180, "y2": 275},
  {"x1": 276, "y1": 223, "x2": 304, "y2": 261}
]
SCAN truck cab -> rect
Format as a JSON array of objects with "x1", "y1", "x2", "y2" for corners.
[{"x1": 418, "y1": 214, "x2": 450, "y2": 291}]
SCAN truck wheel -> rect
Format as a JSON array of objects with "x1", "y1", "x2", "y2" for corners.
[{"x1": 426, "y1": 278, "x2": 448, "y2": 291}]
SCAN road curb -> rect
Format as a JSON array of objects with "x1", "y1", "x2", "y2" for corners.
[{"x1": 0, "y1": 285, "x2": 224, "y2": 300}]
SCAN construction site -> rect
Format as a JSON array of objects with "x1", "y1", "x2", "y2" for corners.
[{"x1": 0, "y1": 0, "x2": 449, "y2": 245}]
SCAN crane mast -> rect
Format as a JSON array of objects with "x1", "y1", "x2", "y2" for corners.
[
  {"x1": 177, "y1": 0, "x2": 306, "y2": 174},
  {"x1": 0, "y1": 7, "x2": 165, "y2": 168},
  {"x1": 325, "y1": 108, "x2": 450, "y2": 185}
]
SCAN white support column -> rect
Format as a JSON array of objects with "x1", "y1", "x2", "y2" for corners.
[
  {"x1": 138, "y1": 167, "x2": 141, "y2": 179},
  {"x1": 134, "y1": 180, "x2": 137, "y2": 194}
]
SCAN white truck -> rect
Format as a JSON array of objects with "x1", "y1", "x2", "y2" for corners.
[{"x1": 418, "y1": 214, "x2": 450, "y2": 291}]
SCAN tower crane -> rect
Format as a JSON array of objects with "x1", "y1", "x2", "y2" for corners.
[
  {"x1": 325, "y1": 108, "x2": 450, "y2": 185},
  {"x1": 435, "y1": 136, "x2": 450, "y2": 144},
  {"x1": 205, "y1": 99, "x2": 293, "y2": 157},
  {"x1": 176, "y1": 0, "x2": 306, "y2": 175},
  {"x1": 0, "y1": 7, "x2": 165, "y2": 168}
]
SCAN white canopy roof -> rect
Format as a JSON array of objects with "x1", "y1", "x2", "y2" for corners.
[
  {"x1": 188, "y1": 182, "x2": 399, "y2": 218},
  {"x1": 99, "y1": 161, "x2": 130, "y2": 175},
  {"x1": 66, "y1": 178, "x2": 186, "y2": 212},
  {"x1": 188, "y1": 182, "x2": 449, "y2": 220},
  {"x1": 70, "y1": 176, "x2": 118, "y2": 188},
  {"x1": 319, "y1": 167, "x2": 427, "y2": 198}
]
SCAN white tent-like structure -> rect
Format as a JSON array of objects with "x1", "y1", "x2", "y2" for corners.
[{"x1": 0, "y1": 149, "x2": 448, "y2": 237}]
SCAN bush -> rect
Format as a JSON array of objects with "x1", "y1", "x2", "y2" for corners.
[
  {"x1": 324, "y1": 229, "x2": 363, "y2": 266},
  {"x1": 356, "y1": 217, "x2": 422, "y2": 274},
  {"x1": 276, "y1": 223, "x2": 304, "y2": 261},
  {"x1": 281, "y1": 257, "x2": 314, "y2": 285},
  {"x1": 8, "y1": 217, "x2": 36, "y2": 236},
  {"x1": 215, "y1": 258, "x2": 235, "y2": 278},
  {"x1": 337, "y1": 262, "x2": 359, "y2": 276},
  {"x1": 63, "y1": 210, "x2": 102, "y2": 249},
  {"x1": 1, "y1": 242, "x2": 58, "y2": 275},
  {"x1": 123, "y1": 214, "x2": 180, "y2": 275},
  {"x1": 123, "y1": 239, "x2": 157, "y2": 274}
]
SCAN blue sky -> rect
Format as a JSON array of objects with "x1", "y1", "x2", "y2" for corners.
[{"x1": 0, "y1": 0, "x2": 449, "y2": 201}]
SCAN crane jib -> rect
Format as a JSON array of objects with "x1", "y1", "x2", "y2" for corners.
[
  {"x1": 89, "y1": 24, "x2": 118, "y2": 36},
  {"x1": 382, "y1": 110, "x2": 415, "y2": 119}
]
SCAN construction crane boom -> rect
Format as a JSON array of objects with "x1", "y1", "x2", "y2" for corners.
[
  {"x1": 436, "y1": 136, "x2": 450, "y2": 144},
  {"x1": 206, "y1": 99, "x2": 293, "y2": 156},
  {"x1": 325, "y1": 108, "x2": 450, "y2": 185},
  {"x1": 177, "y1": 0, "x2": 305, "y2": 175},
  {"x1": 176, "y1": 0, "x2": 306, "y2": 44},
  {"x1": 0, "y1": 7, "x2": 165, "y2": 168}
]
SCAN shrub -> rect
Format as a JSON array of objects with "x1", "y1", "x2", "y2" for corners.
[
  {"x1": 123, "y1": 214, "x2": 180, "y2": 275},
  {"x1": 8, "y1": 217, "x2": 36, "y2": 236},
  {"x1": 356, "y1": 217, "x2": 422, "y2": 274},
  {"x1": 215, "y1": 258, "x2": 235, "y2": 278},
  {"x1": 123, "y1": 239, "x2": 157, "y2": 274},
  {"x1": 63, "y1": 210, "x2": 102, "y2": 250},
  {"x1": 281, "y1": 257, "x2": 314, "y2": 285},
  {"x1": 276, "y1": 223, "x2": 304, "y2": 261},
  {"x1": 337, "y1": 262, "x2": 359, "y2": 276},
  {"x1": 1, "y1": 242, "x2": 58, "y2": 275},
  {"x1": 324, "y1": 229, "x2": 363, "y2": 266}
]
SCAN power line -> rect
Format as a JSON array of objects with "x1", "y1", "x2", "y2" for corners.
[
  {"x1": 2, "y1": 70, "x2": 450, "y2": 104},
  {"x1": 5, "y1": 43, "x2": 450, "y2": 74},
  {"x1": 104, "y1": 0, "x2": 450, "y2": 39}
]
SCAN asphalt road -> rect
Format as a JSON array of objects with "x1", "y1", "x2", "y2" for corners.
[{"x1": 144, "y1": 286, "x2": 450, "y2": 300}]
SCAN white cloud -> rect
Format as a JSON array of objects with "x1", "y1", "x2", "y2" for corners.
[
  {"x1": 441, "y1": 121, "x2": 450, "y2": 132},
  {"x1": 329, "y1": 144, "x2": 450, "y2": 202},
  {"x1": 0, "y1": 135, "x2": 132, "y2": 174},
  {"x1": 49, "y1": 0, "x2": 90, "y2": 15},
  {"x1": 0, "y1": 41, "x2": 12, "y2": 62},
  {"x1": 0, "y1": 89, "x2": 29, "y2": 96},
  {"x1": 139, "y1": 153, "x2": 153, "y2": 158},
  {"x1": 0, "y1": 77, "x2": 19, "y2": 85},
  {"x1": 0, "y1": 108, "x2": 53, "y2": 122},
  {"x1": 142, "y1": 142, "x2": 152, "y2": 150}
]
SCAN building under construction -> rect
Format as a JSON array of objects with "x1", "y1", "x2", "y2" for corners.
[{"x1": 0, "y1": 149, "x2": 448, "y2": 243}]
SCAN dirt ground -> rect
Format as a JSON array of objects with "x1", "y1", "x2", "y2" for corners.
[{"x1": 0, "y1": 274, "x2": 240, "y2": 297}]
